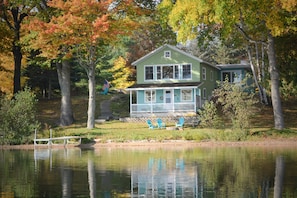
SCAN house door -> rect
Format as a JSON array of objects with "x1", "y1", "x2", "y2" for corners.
[
  {"x1": 165, "y1": 90, "x2": 172, "y2": 103},
  {"x1": 165, "y1": 90, "x2": 173, "y2": 111}
]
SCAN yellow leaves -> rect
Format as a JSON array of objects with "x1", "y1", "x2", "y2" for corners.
[
  {"x1": 279, "y1": 0, "x2": 297, "y2": 12},
  {"x1": 0, "y1": 53, "x2": 14, "y2": 95},
  {"x1": 109, "y1": 56, "x2": 135, "y2": 89}
]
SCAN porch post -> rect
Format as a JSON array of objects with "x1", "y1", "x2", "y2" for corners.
[
  {"x1": 171, "y1": 89, "x2": 175, "y2": 113},
  {"x1": 150, "y1": 89, "x2": 153, "y2": 114},
  {"x1": 194, "y1": 88, "x2": 197, "y2": 112},
  {"x1": 129, "y1": 90, "x2": 132, "y2": 116}
]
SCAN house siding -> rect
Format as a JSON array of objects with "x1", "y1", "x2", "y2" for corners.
[
  {"x1": 127, "y1": 44, "x2": 251, "y2": 117},
  {"x1": 199, "y1": 63, "x2": 220, "y2": 100},
  {"x1": 136, "y1": 46, "x2": 201, "y2": 84}
]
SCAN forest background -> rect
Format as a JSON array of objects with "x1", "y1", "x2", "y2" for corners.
[{"x1": 0, "y1": 0, "x2": 297, "y2": 144}]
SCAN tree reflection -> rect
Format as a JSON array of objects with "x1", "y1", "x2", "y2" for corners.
[
  {"x1": 88, "y1": 158, "x2": 96, "y2": 198},
  {"x1": 274, "y1": 156, "x2": 284, "y2": 198}
]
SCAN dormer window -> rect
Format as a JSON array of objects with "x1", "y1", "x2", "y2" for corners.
[{"x1": 164, "y1": 51, "x2": 171, "y2": 58}]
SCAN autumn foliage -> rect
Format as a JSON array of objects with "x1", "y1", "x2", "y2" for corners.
[{"x1": 27, "y1": 0, "x2": 140, "y2": 59}]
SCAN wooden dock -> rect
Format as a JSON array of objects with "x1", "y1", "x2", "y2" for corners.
[{"x1": 34, "y1": 129, "x2": 82, "y2": 146}]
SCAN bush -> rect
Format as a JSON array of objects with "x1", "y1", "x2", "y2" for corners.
[
  {"x1": 213, "y1": 78, "x2": 258, "y2": 130},
  {"x1": 0, "y1": 88, "x2": 40, "y2": 145},
  {"x1": 198, "y1": 101, "x2": 222, "y2": 128}
]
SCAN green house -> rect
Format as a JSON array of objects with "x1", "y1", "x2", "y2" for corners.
[{"x1": 126, "y1": 44, "x2": 251, "y2": 117}]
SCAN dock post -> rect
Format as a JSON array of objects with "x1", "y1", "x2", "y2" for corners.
[
  {"x1": 48, "y1": 129, "x2": 52, "y2": 145},
  {"x1": 34, "y1": 129, "x2": 37, "y2": 146}
]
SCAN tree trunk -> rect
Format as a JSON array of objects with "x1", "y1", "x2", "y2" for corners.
[
  {"x1": 57, "y1": 60, "x2": 74, "y2": 126},
  {"x1": 87, "y1": 64, "x2": 96, "y2": 129},
  {"x1": 12, "y1": 44, "x2": 22, "y2": 94},
  {"x1": 11, "y1": 8, "x2": 24, "y2": 94},
  {"x1": 267, "y1": 34, "x2": 284, "y2": 130}
]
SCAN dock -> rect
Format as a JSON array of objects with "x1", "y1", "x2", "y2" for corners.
[{"x1": 34, "y1": 129, "x2": 82, "y2": 146}]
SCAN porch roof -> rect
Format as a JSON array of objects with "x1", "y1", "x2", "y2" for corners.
[{"x1": 126, "y1": 82, "x2": 202, "y2": 90}]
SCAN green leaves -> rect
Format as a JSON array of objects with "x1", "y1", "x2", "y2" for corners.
[{"x1": 0, "y1": 88, "x2": 40, "y2": 145}]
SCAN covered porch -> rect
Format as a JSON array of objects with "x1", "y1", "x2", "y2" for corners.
[{"x1": 126, "y1": 83, "x2": 203, "y2": 117}]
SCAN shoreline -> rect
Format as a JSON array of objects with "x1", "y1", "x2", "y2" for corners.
[{"x1": 1, "y1": 138, "x2": 297, "y2": 150}]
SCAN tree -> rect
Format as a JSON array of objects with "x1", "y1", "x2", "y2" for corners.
[
  {"x1": 160, "y1": 0, "x2": 297, "y2": 130},
  {"x1": 29, "y1": 0, "x2": 142, "y2": 129},
  {"x1": 108, "y1": 56, "x2": 135, "y2": 90},
  {"x1": 0, "y1": 0, "x2": 46, "y2": 94}
]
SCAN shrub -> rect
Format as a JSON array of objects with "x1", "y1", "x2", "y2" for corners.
[
  {"x1": 198, "y1": 101, "x2": 222, "y2": 128},
  {"x1": 0, "y1": 88, "x2": 40, "y2": 145},
  {"x1": 213, "y1": 78, "x2": 258, "y2": 130}
]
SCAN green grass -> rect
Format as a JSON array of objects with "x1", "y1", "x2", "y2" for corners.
[{"x1": 35, "y1": 93, "x2": 297, "y2": 143}]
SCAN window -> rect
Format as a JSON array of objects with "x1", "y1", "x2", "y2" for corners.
[
  {"x1": 145, "y1": 66, "x2": 154, "y2": 80},
  {"x1": 181, "y1": 89, "x2": 192, "y2": 101},
  {"x1": 202, "y1": 67, "x2": 206, "y2": 80},
  {"x1": 144, "y1": 64, "x2": 192, "y2": 81},
  {"x1": 202, "y1": 88, "x2": 207, "y2": 99},
  {"x1": 182, "y1": 64, "x2": 191, "y2": 79},
  {"x1": 164, "y1": 51, "x2": 171, "y2": 58},
  {"x1": 157, "y1": 66, "x2": 161, "y2": 80},
  {"x1": 174, "y1": 66, "x2": 179, "y2": 79},
  {"x1": 210, "y1": 70, "x2": 213, "y2": 81},
  {"x1": 222, "y1": 70, "x2": 242, "y2": 83},
  {"x1": 145, "y1": 90, "x2": 156, "y2": 103},
  {"x1": 162, "y1": 65, "x2": 174, "y2": 79}
]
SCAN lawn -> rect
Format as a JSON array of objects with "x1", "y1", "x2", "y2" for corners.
[{"x1": 36, "y1": 93, "x2": 297, "y2": 143}]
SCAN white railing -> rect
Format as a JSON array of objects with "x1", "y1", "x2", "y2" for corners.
[{"x1": 130, "y1": 102, "x2": 196, "y2": 115}]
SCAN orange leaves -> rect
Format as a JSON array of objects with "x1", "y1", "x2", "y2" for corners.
[{"x1": 27, "y1": 0, "x2": 143, "y2": 59}]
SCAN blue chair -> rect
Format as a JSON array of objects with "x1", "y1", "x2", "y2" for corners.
[
  {"x1": 156, "y1": 118, "x2": 166, "y2": 129},
  {"x1": 147, "y1": 120, "x2": 156, "y2": 129},
  {"x1": 176, "y1": 117, "x2": 185, "y2": 128}
]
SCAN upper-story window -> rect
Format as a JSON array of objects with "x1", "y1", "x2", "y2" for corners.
[
  {"x1": 164, "y1": 51, "x2": 171, "y2": 58},
  {"x1": 202, "y1": 67, "x2": 206, "y2": 80},
  {"x1": 145, "y1": 66, "x2": 154, "y2": 80},
  {"x1": 182, "y1": 64, "x2": 191, "y2": 79},
  {"x1": 222, "y1": 70, "x2": 242, "y2": 83},
  {"x1": 162, "y1": 65, "x2": 174, "y2": 79},
  {"x1": 145, "y1": 64, "x2": 192, "y2": 81}
]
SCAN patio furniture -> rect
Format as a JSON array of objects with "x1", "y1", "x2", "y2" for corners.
[
  {"x1": 176, "y1": 117, "x2": 185, "y2": 128},
  {"x1": 156, "y1": 118, "x2": 166, "y2": 129},
  {"x1": 147, "y1": 120, "x2": 157, "y2": 129}
]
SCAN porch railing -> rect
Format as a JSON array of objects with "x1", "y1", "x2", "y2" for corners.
[{"x1": 130, "y1": 102, "x2": 196, "y2": 115}]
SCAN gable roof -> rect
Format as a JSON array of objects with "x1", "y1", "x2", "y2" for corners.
[{"x1": 132, "y1": 44, "x2": 218, "y2": 69}]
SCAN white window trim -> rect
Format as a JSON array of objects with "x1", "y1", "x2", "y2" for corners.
[
  {"x1": 164, "y1": 51, "x2": 171, "y2": 58},
  {"x1": 221, "y1": 70, "x2": 242, "y2": 83},
  {"x1": 144, "y1": 64, "x2": 192, "y2": 81},
  {"x1": 180, "y1": 89, "x2": 193, "y2": 102},
  {"x1": 202, "y1": 67, "x2": 206, "y2": 80},
  {"x1": 145, "y1": 90, "x2": 156, "y2": 103},
  {"x1": 202, "y1": 88, "x2": 207, "y2": 99},
  {"x1": 181, "y1": 64, "x2": 192, "y2": 79},
  {"x1": 144, "y1": 66, "x2": 154, "y2": 81}
]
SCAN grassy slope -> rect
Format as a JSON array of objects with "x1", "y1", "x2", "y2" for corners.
[{"x1": 36, "y1": 93, "x2": 297, "y2": 142}]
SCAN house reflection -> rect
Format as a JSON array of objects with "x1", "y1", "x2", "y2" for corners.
[{"x1": 131, "y1": 158, "x2": 201, "y2": 197}]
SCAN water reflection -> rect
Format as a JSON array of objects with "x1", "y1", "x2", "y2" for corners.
[
  {"x1": 131, "y1": 158, "x2": 199, "y2": 197},
  {"x1": 1, "y1": 146, "x2": 297, "y2": 197}
]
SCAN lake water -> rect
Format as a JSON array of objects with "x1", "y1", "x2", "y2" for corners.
[{"x1": 1, "y1": 145, "x2": 297, "y2": 198}]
